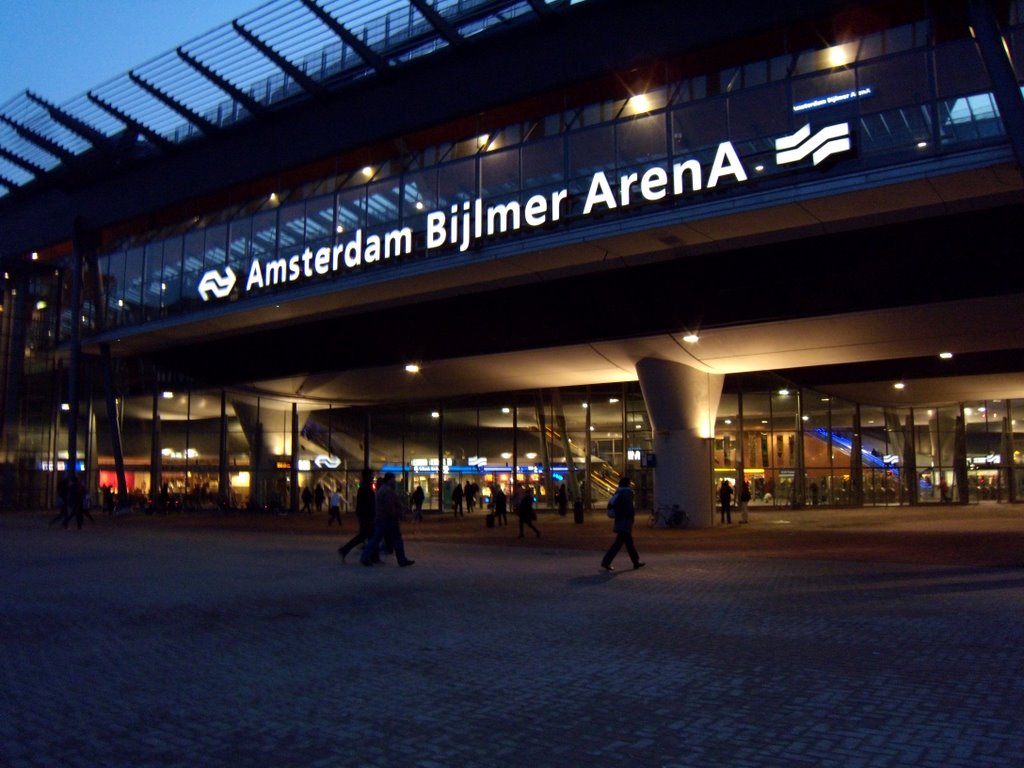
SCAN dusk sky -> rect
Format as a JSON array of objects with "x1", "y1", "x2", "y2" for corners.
[{"x1": 0, "y1": 0, "x2": 260, "y2": 106}]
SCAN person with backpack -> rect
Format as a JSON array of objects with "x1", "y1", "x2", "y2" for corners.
[{"x1": 601, "y1": 476, "x2": 644, "y2": 572}]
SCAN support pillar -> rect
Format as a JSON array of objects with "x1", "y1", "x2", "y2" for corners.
[{"x1": 636, "y1": 358, "x2": 724, "y2": 529}]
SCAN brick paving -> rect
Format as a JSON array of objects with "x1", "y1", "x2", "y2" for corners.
[{"x1": 1, "y1": 505, "x2": 1023, "y2": 767}]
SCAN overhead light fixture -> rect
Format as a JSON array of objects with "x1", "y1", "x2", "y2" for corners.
[
  {"x1": 30, "y1": 252, "x2": 39, "y2": 260},
  {"x1": 778, "y1": 389, "x2": 790, "y2": 396},
  {"x1": 404, "y1": 363, "x2": 420, "y2": 373},
  {"x1": 629, "y1": 93, "x2": 651, "y2": 113},
  {"x1": 682, "y1": 333, "x2": 699, "y2": 343},
  {"x1": 894, "y1": 382, "x2": 906, "y2": 390},
  {"x1": 361, "y1": 166, "x2": 373, "y2": 177},
  {"x1": 162, "y1": 391, "x2": 174, "y2": 399},
  {"x1": 415, "y1": 201, "x2": 424, "y2": 210},
  {"x1": 939, "y1": 351, "x2": 953, "y2": 359},
  {"x1": 501, "y1": 407, "x2": 510, "y2": 414},
  {"x1": 431, "y1": 411, "x2": 440, "y2": 419}
]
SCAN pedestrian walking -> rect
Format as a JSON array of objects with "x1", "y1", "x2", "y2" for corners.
[
  {"x1": 411, "y1": 484, "x2": 425, "y2": 521},
  {"x1": 452, "y1": 481, "x2": 464, "y2": 517},
  {"x1": 339, "y1": 470, "x2": 375, "y2": 562},
  {"x1": 512, "y1": 483, "x2": 540, "y2": 539},
  {"x1": 601, "y1": 476, "x2": 644, "y2": 572},
  {"x1": 301, "y1": 485, "x2": 313, "y2": 515},
  {"x1": 492, "y1": 484, "x2": 508, "y2": 527},
  {"x1": 327, "y1": 485, "x2": 344, "y2": 526},
  {"x1": 360, "y1": 472, "x2": 415, "y2": 567},
  {"x1": 314, "y1": 483, "x2": 326, "y2": 514}
]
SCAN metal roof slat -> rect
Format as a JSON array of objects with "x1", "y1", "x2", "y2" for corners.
[
  {"x1": 86, "y1": 91, "x2": 176, "y2": 152},
  {"x1": 299, "y1": 0, "x2": 390, "y2": 73},
  {"x1": 407, "y1": 0, "x2": 464, "y2": 47},
  {"x1": 176, "y1": 47, "x2": 267, "y2": 116},
  {"x1": 232, "y1": 20, "x2": 325, "y2": 95},
  {"x1": 0, "y1": 113, "x2": 76, "y2": 164},
  {"x1": 0, "y1": 144, "x2": 46, "y2": 177},
  {"x1": 128, "y1": 72, "x2": 219, "y2": 136},
  {"x1": 24, "y1": 91, "x2": 110, "y2": 151}
]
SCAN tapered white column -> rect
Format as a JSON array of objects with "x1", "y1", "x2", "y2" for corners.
[{"x1": 636, "y1": 358, "x2": 724, "y2": 528}]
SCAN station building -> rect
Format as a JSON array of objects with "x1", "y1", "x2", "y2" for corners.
[{"x1": 1, "y1": 0, "x2": 1023, "y2": 525}]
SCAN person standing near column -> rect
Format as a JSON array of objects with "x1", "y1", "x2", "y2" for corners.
[
  {"x1": 739, "y1": 480, "x2": 751, "y2": 524},
  {"x1": 601, "y1": 476, "x2": 644, "y2": 572},
  {"x1": 719, "y1": 478, "x2": 733, "y2": 524}
]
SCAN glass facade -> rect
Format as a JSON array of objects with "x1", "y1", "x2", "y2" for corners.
[
  {"x1": 3, "y1": 8, "x2": 1024, "y2": 517},
  {"x1": 18, "y1": 371, "x2": 1023, "y2": 515},
  {"x1": 84, "y1": 18, "x2": 1015, "y2": 336}
]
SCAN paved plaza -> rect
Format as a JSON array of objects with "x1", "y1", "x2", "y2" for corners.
[{"x1": 2, "y1": 507, "x2": 1023, "y2": 767}]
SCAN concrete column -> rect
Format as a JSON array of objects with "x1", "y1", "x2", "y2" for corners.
[{"x1": 636, "y1": 358, "x2": 724, "y2": 528}]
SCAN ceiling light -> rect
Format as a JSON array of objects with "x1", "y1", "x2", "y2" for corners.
[
  {"x1": 629, "y1": 93, "x2": 651, "y2": 113},
  {"x1": 162, "y1": 391, "x2": 174, "y2": 399},
  {"x1": 431, "y1": 411, "x2": 440, "y2": 419},
  {"x1": 361, "y1": 166, "x2": 373, "y2": 177},
  {"x1": 778, "y1": 389, "x2": 790, "y2": 396},
  {"x1": 404, "y1": 363, "x2": 420, "y2": 373},
  {"x1": 939, "y1": 351, "x2": 953, "y2": 359},
  {"x1": 894, "y1": 382, "x2": 905, "y2": 390},
  {"x1": 682, "y1": 333, "x2": 699, "y2": 343},
  {"x1": 30, "y1": 252, "x2": 39, "y2": 260},
  {"x1": 501, "y1": 407, "x2": 510, "y2": 414},
  {"x1": 608, "y1": 398, "x2": 619, "y2": 404}
]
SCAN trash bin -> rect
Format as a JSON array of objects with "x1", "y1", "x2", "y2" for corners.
[{"x1": 573, "y1": 500, "x2": 584, "y2": 524}]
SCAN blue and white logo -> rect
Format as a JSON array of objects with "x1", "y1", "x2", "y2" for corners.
[
  {"x1": 197, "y1": 267, "x2": 237, "y2": 301},
  {"x1": 775, "y1": 123, "x2": 851, "y2": 167}
]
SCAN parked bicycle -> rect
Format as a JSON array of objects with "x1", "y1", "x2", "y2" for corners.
[{"x1": 650, "y1": 504, "x2": 688, "y2": 528}]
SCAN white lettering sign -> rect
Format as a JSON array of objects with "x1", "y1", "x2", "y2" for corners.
[{"x1": 199, "y1": 125, "x2": 852, "y2": 301}]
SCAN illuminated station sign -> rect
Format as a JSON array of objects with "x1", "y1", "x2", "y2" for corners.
[{"x1": 198, "y1": 122, "x2": 852, "y2": 302}]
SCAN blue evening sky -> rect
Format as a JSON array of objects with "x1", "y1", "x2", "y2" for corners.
[{"x1": 0, "y1": 0, "x2": 261, "y2": 105}]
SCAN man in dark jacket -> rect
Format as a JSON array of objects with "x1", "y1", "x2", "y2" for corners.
[
  {"x1": 600, "y1": 476, "x2": 645, "y2": 572},
  {"x1": 338, "y1": 469, "x2": 376, "y2": 562},
  {"x1": 360, "y1": 472, "x2": 415, "y2": 567}
]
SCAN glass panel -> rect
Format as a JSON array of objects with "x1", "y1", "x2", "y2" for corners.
[
  {"x1": 161, "y1": 236, "x2": 183, "y2": 314},
  {"x1": 568, "y1": 123, "x2": 614, "y2": 180},
  {"x1": 304, "y1": 194, "x2": 335, "y2": 244},
  {"x1": 480, "y1": 146, "x2": 521, "y2": 199},
  {"x1": 227, "y1": 218, "x2": 251, "y2": 275},
  {"x1": 436, "y1": 157, "x2": 476, "y2": 209},
  {"x1": 123, "y1": 247, "x2": 145, "y2": 323},
  {"x1": 364, "y1": 178, "x2": 400, "y2": 227},
  {"x1": 726, "y1": 82, "x2": 790, "y2": 142},
  {"x1": 933, "y1": 39, "x2": 990, "y2": 98},
  {"x1": 616, "y1": 112, "x2": 667, "y2": 166},
  {"x1": 101, "y1": 250, "x2": 126, "y2": 326},
  {"x1": 251, "y1": 210, "x2": 278, "y2": 257},
  {"x1": 521, "y1": 135, "x2": 564, "y2": 191},
  {"x1": 141, "y1": 242, "x2": 164, "y2": 319},
  {"x1": 672, "y1": 99, "x2": 729, "y2": 153},
  {"x1": 336, "y1": 187, "x2": 365, "y2": 233},
  {"x1": 857, "y1": 50, "x2": 931, "y2": 113},
  {"x1": 277, "y1": 202, "x2": 306, "y2": 253}
]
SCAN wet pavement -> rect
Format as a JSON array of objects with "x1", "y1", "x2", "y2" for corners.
[{"x1": 2, "y1": 504, "x2": 1023, "y2": 767}]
